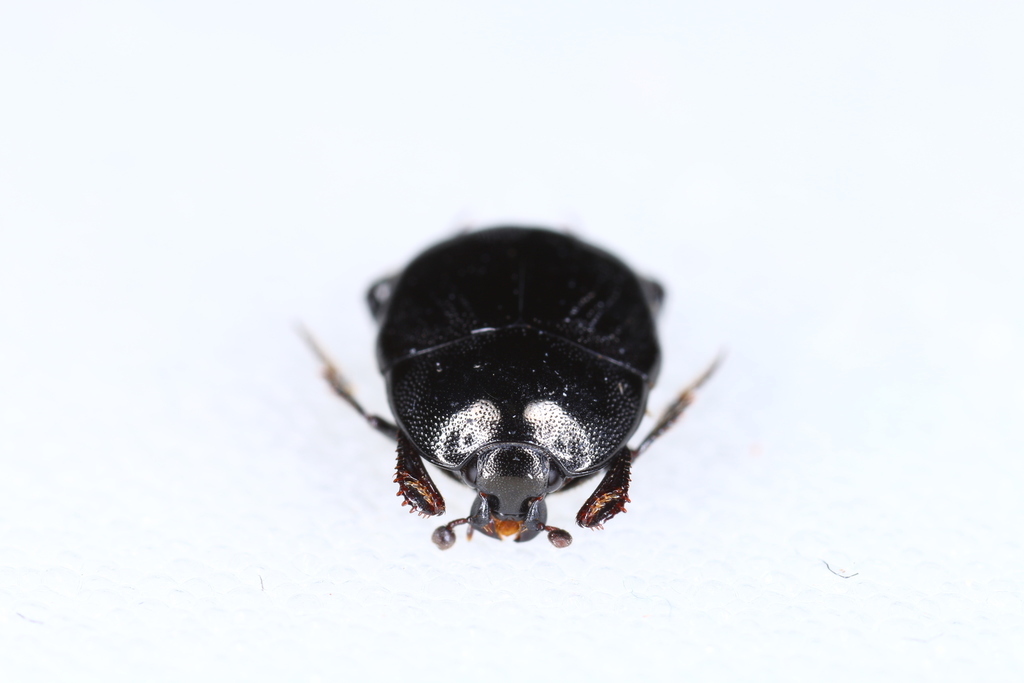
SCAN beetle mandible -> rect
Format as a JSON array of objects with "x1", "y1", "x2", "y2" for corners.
[{"x1": 304, "y1": 226, "x2": 718, "y2": 549}]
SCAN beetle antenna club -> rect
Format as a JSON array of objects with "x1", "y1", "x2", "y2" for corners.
[{"x1": 306, "y1": 227, "x2": 718, "y2": 549}]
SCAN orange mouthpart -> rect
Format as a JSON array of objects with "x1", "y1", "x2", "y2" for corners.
[{"x1": 492, "y1": 518, "x2": 524, "y2": 539}]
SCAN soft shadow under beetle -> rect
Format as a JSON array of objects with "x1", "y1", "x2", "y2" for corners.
[{"x1": 304, "y1": 226, "x2": 718, "y2": 549}]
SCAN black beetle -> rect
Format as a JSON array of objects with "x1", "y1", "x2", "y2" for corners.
[{"x1": 304, "y1": 226, "x2": 718, "y2": 549}]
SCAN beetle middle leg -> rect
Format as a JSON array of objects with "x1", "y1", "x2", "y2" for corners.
[
  {"x1": 632, "y1": 353, "x2": 723, "y2": 458},
  {"x1": 576, "y1": 354, "x2": 722, "y2": 529},
  {"x1": 299, "y1": 326, "x2": 399, "y2": 440},
  {"x1": 302, "y1": 326, "x2": 446, "y2": 518}
]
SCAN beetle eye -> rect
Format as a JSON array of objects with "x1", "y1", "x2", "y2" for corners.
[
  {"x1": 547, "y1": 467, "x2": 563, "y2": 489},
  {"x1": 462, "y1": 461, "x2": 479, "y2": 486}
]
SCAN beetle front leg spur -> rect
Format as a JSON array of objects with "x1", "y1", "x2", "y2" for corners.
[{"x1": 576, "y1": 354, "x2": 723, "y2": 530}]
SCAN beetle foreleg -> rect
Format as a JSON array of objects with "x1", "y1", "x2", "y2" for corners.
[
  {"x1": 576, "y1": 355, "x2": 721, "y2": 530},
  {"x1": 395, "y1": 432, "x2": 446, "y2": 517},
  {"x1": 299, "y1": 325, "x2": 399, "y2": 440},
  {"x1": 576, "y1": 447, "x2": 632, "y2": 529}
]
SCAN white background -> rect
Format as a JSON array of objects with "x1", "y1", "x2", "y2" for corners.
[{"x1": 2, "y1": 1, "x2": 1022, "y2": 680}]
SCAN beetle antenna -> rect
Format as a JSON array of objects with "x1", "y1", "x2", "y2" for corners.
[
  {"x1": 432, "y1": 518, "x2": 471, "y2": 550},
  {"x1": 633, "y1": 352, "x2": 724, "y2": 458},
  {"x1": 539, "y1": 525, "x2": 573, "y2": 548}
]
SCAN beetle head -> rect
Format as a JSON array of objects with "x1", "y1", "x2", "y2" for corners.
[
  {"x1": 465, "y1": 443, "x2": 559, "y2": 517},
  {"x1": 431, "y1": 442, "x2": 573, "y2": 549}
]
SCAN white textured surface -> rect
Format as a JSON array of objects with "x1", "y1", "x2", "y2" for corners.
[{"x1": 2, "y1": 2, "x2": 1023, "y2": 681}]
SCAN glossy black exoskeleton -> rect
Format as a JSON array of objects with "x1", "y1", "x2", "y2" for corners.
[{"x1": 304, "y1": 227, "x2": 718, "y2": 549}]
